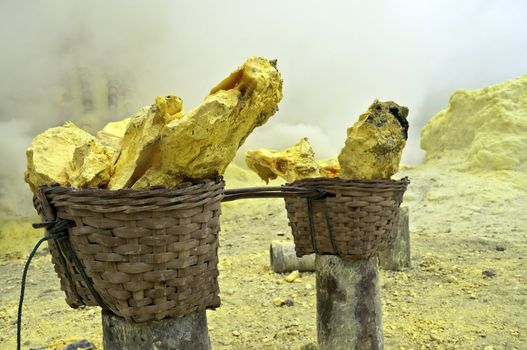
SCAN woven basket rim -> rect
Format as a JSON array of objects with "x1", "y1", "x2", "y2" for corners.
[
  {"x1": 37, "y1": 177, "x2": 224, "y2": 197},
  {"x1": 287, "y1": 176, "x2": 409, "y2": 189}
]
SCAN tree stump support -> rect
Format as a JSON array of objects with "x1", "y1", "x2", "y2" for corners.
[
  {"x1": 102, "y1": 310, "x2": 211, "y2": 350},
  {"x1": 316, "y1": 255, "x2": 384, "y2": 350},
  {"x1": 270, "y1": 240, "x2": 316, "y2": 273},
  {"x1": 378, "y1": 206, "x2": 410, "y2": 271}
]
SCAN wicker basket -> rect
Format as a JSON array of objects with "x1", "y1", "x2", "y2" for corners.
[
  {"x1": 284, "y1": 177, "x2": 409, "y2": 260},
  {"x1": 33, "y1": 179, "x2": 224, "y2": 322}
]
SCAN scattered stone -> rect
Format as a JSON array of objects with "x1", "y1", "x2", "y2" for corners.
[
  {"x1": 283, "y1": 298, "x2": 294, "y2": 307},
  {"x1": 445, "y1": 275, "x2": 458, "y2": 284},
  {"x1": 495, "y1": 244, "x2": 506, "y2": 251},
  {"x1": 232, "y1": 330, "x2": 240, "y2": 337},
  {"x1": 482, "y1": 269, "x2": 497, "y2": 278},
  {"x1": 273, "y1": 296, "x2": 294, "y2": 307},
  {"x1": 219, "y1": 339, "x2": 233, "y2": 346},
  {"x1": 284, "y1": 270, "x2": 300, "y2": 283},
  {"x1": 300, "y1": 343, "x2": 318, "y2": 350},
  {"x1": 63, "y1": 339, "x2": 96, "y2": 350},
  {"x1": 429, "y1": 333, "x2": 442, "y2": 342},
  {"x1": 273, "y1": 297, "x2": 285, "y2": 306}
]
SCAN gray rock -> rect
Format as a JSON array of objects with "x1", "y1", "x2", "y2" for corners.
[
  {"x1": 482, "y1": 269, "x2": 497, "y2": 278},
  {"x1": 64, "y1": 340, "x2": 96, "y2": 350},
  {"x1": 283, "y1": 298, "x2": 294, "y2": 307},
  {"x1": 495, "y1": 244, "x2": 506, "y2": 251}
]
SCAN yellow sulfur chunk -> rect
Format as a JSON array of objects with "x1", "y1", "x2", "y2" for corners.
[
  {"x1": 132, "y1": 56, "x2": 282, "y2": 189},
  {"x1": 95, "y1": 116, "x2": 133, "y2": 168},
  {"x1": 69, "y1": 139, "x2": 116, "y2": 188},
  {"x1": 317, "y1": 158, "x2": 340, "y2": 178},
  {"x1": 107, "y1": 96, "x2": 183, "y2": 189},
  {"x1": 338, "y1": 100, "x2": 409, "y2": 180},
  {"x1": 24, "y1": 122, "x2": 114, "y2": 190},
  {"x1": 245, "y1": 138, "x2": 320, "y2": 183},
  {"x1": 96, "y1": 116, "x2": 133, "y2": 150}
]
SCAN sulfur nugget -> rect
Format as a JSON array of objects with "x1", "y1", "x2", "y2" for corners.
[
  {"x1": 25, "y1": 122, "x2": 115, "y2": 190},
  {"x1": 338, "y1": 100, "x2": 409, "y2": 180},
  {"x1": 132, "y1": 56, "x2": 283, "y2": 189},
  {"x1": 245, "y1": 138, "x2": 320, "y2": 183}
]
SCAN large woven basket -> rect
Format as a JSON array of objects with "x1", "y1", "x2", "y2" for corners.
[
  {"x1": 33, "y1": 179, "x2": 224, "y2": 322},
  {"x1": 284, "y1": 177, "x2": 409, "y2": 260}
]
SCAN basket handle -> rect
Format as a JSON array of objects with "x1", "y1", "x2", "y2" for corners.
[{"x1": 222, "y1": 186, "x2": 334, "y2": 202}]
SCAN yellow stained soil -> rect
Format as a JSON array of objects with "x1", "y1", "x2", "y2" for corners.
[{"x1": 1, "y1": 164, "x2": 526, "y2": 349}]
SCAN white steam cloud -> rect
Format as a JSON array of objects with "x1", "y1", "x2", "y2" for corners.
[{"x1": 1, "y1": 0, "x2": 526, "y2": 217}]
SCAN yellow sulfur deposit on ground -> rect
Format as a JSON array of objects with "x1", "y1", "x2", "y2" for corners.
[
  {"x1": 245, "y1": 138, "x2": 320, "y2": 183},
  {"x1": 421, "y1": 74, "x2": 527, "y2": 173},
  {"x1": 132, "y1": 56, "x2": 282, "y2": 189},
  {"x1": 338, "y1": 100, "x2": 409, "y2": 180},
  {"x1": 108, "y1": 96, "x2": 183, "y2": 189},
  {"x1": 24, "y1": 122, "x2": 115, "y2": 191}
]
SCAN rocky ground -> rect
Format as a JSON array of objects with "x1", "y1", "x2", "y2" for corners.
[{"x1": 0, "y1": 164, "x2": 526, "y2": 350}]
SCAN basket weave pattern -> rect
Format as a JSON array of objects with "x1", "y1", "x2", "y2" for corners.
[
  {"x1": 284, "y1": 177, "x2": 409, "y2": 260},
  {"x1": 34, "y1": 179, "x2": 224, "y2": 322}
]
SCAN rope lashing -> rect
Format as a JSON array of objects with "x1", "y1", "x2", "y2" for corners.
[
  {"x1": 17, "y1": 219, "x2": 72, "y2": 350},
  {"x1": 305, "y1": 188, "x2": 339, "y2": 256},
  {"x1": 17, "y1": 219, "x2": 110, "y2": 350},
  {"x1": 310, "y1": 188, "x2": 332, "y2": 200}
]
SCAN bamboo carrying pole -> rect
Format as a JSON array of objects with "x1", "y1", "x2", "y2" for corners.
[
  {"x1": 101, "y1": 310, "x2": 211, "y2": 350},
  {"x1": 316, "y1": 255, "x2": 384, "y2": 350}
]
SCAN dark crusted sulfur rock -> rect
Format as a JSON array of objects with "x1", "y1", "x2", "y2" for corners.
[{"x1": 338, "y1": 99, "x2": 409, "y2": 180}]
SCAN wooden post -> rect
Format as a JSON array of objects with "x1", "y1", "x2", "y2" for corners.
[
  {"x1": 102, "y1": 310, "x2": 211, "y2": 350},
  {"x1": 270, "y1": 240, "x2": 315, "y2": 273},
  {"x1": 378, "y1": 206, "x2": 410, "y2": 271},
  {"x1": 316, "y1": 255, "x2": 384, "y2": 350}
]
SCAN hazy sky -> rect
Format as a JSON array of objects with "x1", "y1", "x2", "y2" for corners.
[{"x1": 1, "y1": 0, "x2": 526, "y2": 216}]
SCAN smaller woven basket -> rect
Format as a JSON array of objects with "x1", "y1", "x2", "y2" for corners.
[
  {"x1": 284, "y1": 177, "x2": 409, "y2": 260},
  {"x1": 33, "y1": 179, "x2": 224, "y2": 322}
]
